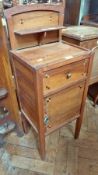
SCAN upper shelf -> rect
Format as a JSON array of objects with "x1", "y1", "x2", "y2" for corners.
[{"x1": 14, "y1": 26, "x2": 64, "y2": 36}]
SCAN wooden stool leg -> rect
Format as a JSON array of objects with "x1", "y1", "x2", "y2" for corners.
[{"x1": 74, "y1": 116, "x2": 83, "y2": 139}]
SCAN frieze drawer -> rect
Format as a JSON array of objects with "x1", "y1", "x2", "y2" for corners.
[{"x1": 43, "y1": 59, "x2": 88, "y2": 95}]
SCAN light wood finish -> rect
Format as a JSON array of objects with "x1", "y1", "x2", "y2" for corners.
[
  {"x1": 62, "y1": 26, "x2": 98, "y2": 85},
  {"x1": 0, "y1": 16, "x2": 22, "y2": 130},
  {"x1": 4, "y1": 5, "x2": 93, "y2": 159}
]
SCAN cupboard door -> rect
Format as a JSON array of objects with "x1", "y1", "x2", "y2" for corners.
[{"x1": 44, "y1": 83, "x2": 85, "y2": 132}]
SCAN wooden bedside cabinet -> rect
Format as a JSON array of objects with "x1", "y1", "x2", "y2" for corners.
[
  {"x1": 4, "y1": 4, "x2": 93, "y2": 159},
  {"x1": 62, "y1": 26, "x2": 98, "y2": 85}
]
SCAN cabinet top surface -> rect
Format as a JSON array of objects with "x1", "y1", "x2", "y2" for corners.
[
  {"x1": 62, "y1": 26, "x2": 98, "y2": 41},
  {"x1": 11, "y1": 42, "x2": 90, "y2": 70}
]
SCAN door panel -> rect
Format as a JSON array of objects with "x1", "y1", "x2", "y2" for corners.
[{"x1": 44, "y1": 83, "x2": 85, "y2": 131}]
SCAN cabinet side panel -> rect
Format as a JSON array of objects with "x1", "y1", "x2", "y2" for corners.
[{"x1": 12, "y1": 58, "x2": 38, "y2": 129}]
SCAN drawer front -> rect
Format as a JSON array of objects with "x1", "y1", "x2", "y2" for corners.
[
  {"x1": 44, "y1": 83, "x2": 85, "y2": 132},
  {"x1": 43, "y1": 59, "x2": 88, "y2": 95}
]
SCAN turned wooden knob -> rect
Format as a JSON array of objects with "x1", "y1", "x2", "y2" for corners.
[
  {"x1": 66, "y1": 72, "x2": 72, "y2": 79},
  {"x1": 45, "y1": 74, "x2": 49, "y2": 78}
]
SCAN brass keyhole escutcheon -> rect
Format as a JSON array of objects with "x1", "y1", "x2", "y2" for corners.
[{"x1": 44, "y1": 115, "x2": 49, "y2": 125}]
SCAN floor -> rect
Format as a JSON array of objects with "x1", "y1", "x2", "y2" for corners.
[{"x1": 0, "y1": 99, "x2": 98, "y2": 175}]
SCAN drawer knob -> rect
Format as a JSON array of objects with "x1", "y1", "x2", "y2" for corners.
[
  {"x1": 45, "y1": 74, "x2": 49, "y2": 78},
  {"x1": 66, "y1": 72, "x2": 72, "y2": 79}
]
